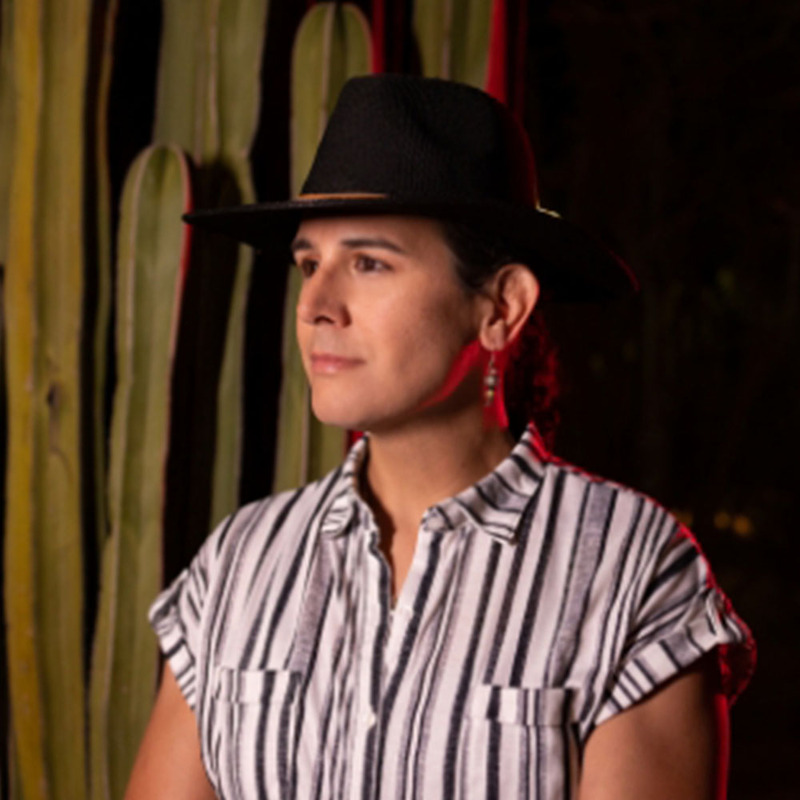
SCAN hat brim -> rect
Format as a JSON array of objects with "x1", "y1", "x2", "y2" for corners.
[{"x1": 183, "y1": 197, "x2": 637, "y2": 303}]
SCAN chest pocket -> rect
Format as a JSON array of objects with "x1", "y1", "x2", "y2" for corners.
[
  {"x1": 203, "y1": 666, "x2": 302, "y2": 800},
  {"x1": 461, "y1": 686, "x2": 576, "y2": 800}
]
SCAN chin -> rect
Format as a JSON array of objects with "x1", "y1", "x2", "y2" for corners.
[
  {"x1": 310, "y1": 397, "x2": 372, "y2": 431},
  {"x1": 312, "y1": 396, "x2": 413, "y2": 433},
  {"x1": 309, "y1": 380, "x2": 457, "y2": 433}
]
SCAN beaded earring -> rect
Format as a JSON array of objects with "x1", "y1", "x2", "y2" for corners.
[{"x1": 483, "y1": 351, "x2": 499, "y2": 407}]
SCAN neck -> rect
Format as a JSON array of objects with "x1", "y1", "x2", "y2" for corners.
[{"x1": 362, "y1": 403, "x2": 515, "y2": 537}]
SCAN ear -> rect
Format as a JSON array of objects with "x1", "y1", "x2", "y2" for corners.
[{"x1": 477, "y1": 264, "x2": 540, "y2": 351}]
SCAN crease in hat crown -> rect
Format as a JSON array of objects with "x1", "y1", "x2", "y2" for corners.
[{"x1": 182, "y1": 74, "x2": 638, "y2": 302}]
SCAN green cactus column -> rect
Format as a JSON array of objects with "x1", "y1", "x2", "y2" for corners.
[
  {"x1": 154, "y1": 0, "x2": 270, "y2": 531},
  {"x1": 89, "y1": 3, "x2": 270, "y2": 796},
  {"x1": 0, "y1": 0, "x2": 14, "y2": 268},
  {"x1": 273, "y1": 2, "x2": 372, "y2": 492},
  {"x1": 3, "y1": 0, "x2": 92, "y2": 798},
  {"x1": 0, "y1": 6, "x2": 11, "y2": 792},
  {"x1": 413, "y1": 0, "x2": 493, "y2": 87},
  {"x1": 87, "y1": 0, "x2": 120, "y2": 553},
  {"x1": 89, "y1": 146, "x2": 192, "y2": 800}
]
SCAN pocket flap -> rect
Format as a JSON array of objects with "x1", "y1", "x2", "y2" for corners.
[{"x1": 469, "y1": 685, "x2": 572, "y2": 727}]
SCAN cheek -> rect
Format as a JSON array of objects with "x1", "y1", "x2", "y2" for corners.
[
  {"x1": 420, "y1": 339, "x2": 483, "y2": 407},
  {"x1": 301, "y1": 288, "x2": 481, "y2": 428},
  {"x1": 376, "y1": 296, "x2": 477, "y2": 382}
]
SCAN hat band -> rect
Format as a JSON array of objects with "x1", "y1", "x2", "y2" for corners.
[{"x1": 295, "y1": 192, "x2": 388, "y2": 201}]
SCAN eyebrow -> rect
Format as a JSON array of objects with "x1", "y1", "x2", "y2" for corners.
[{"x1": 290, "y1": 236, "x2": 408, "y2": 256}]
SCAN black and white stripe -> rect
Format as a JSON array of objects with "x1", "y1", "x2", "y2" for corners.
[{"x1": 150, "y1": 425, "x2": 754, "y2": 799}]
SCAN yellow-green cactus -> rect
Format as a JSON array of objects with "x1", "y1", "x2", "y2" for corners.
[
  {"x1": 413, "y1": 0, "x2": 493, "y2": 87},
  {"x1": 89, "y1": 145, "x2": 192, "y2": 800},
  {"x1": 154, "y1": 0, "x2": 270, "y2": 528},
  {"x1": 3, "y1": 0, "x2": 92, "y2": 797}
]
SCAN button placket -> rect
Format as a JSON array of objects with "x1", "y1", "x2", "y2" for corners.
[
  {"x1": 382, "y1": 524, "x2": 464, "y2": 703},
  {"x1": 360, "y1": 523, "x2": 391, "y2": 728}
]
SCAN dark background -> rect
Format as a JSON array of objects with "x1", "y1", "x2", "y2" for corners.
[
  {"x1": 527, "y1": 4, "x2": 799, "y2": 797},
  {"x1": 107, "y1": 1, "x2": 798, "y2": 796}
]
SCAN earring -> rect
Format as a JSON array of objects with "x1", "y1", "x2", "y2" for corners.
[{"x1": 483, "y1": 351, "x2": 499, "y2": 407}]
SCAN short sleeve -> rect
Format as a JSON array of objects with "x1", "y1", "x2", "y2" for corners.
[
  {"x1": 591, "y1": 523, "x2": 755, "y2": 731},
  {"x1": 149, "y1": 516, "x2": 225, "y2": 711}
]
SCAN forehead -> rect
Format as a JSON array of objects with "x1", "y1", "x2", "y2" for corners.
[{"x1": 292, "y1": 215, "x2": 450, "y2": 256}]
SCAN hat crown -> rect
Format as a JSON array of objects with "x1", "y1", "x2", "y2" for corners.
[
  {"x1": 183, "y1": 75, "x2": 637, "y2": 302},
  {"x1": 301, "y1": 75, "x2": 539, "y2": 207}
]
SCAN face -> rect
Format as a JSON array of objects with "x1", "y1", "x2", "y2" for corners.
[{"x1": 292, "y1": 215, "x2": 489, "y2": 432}]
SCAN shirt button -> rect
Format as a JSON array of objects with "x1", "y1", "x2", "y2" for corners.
[
  {"x1": 397, "y1": 603, "x2": 414, "y2": 618},
  {"x1": 362, "y1": 708, "x2": 377, "y2": 728}
]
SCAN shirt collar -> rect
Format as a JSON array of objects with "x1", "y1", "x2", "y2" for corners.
[
  {"x1": 320, "y1": 424, "x2": 548, "y2": 542},
  {"x1": 424, "y1": 424, "x2": 547, "y2": 541},
  {"x1": 318, "y1": 434, "x2": 370, "y2": 539}
]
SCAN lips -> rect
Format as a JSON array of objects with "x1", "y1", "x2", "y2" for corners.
[{"x1": 310, "y1": 353, "x2": 364, "y2": 373}]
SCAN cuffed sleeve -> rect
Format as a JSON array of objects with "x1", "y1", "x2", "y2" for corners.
[
  {"x1": 591, "y1": 524, "x2": 755, "y2": 730},
  {"x1": 148, "y1": 522, "x2": 217, "y2": 711}
]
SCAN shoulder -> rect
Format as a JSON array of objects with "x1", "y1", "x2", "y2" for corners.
[
  {"x1": 529, "y1": 453, "x2": 717, "y2": 635},
  {"x1": 200, "y1": 462, "x2": 352, "y2": 574},
  {"x1": 535, "y1": 451, "x2": 681, "y2": 554},
  {"x1": 543, "y1": 450, "x2": 663, "y2": 506},
  {"x1": 534, "y1": 456, "x2": 755, "y2": 723}
]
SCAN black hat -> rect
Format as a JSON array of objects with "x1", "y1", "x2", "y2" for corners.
[{"x1": 184, "y1": 74, "x2": 637, "y2": 302}]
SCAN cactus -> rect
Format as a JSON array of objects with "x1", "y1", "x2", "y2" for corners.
[
  {"x1": 154, "y1": 0, "x2": 268, "y2": 163},
  {"x1": 273, "y1": 2, "x2": 372, "y2": 492},
  {"x1": 0, "y1": 17, "x2": 12, "y2": 694},
  {"x1": 413, "y1": 0, "x2": 493, "y2": 87},
  {"x1": 89, "y1": 145, "x2": 192, "y2": 800},
  {"x1": 154, "y1": 0, "x2": 269, "y2": 530},
  {"x1": 3, "y1": 0, "x2": 92, "y2": 797},
  {"x1": 87, "y1": 0, "x2": 119, "y2": 553},
  {"x1": 87, "y1": 3, "x2": 269, "y2": 793},
  {"x1": 0, "y1": 2, "x2": 519, "y2": 797},
  {"x1": 0, "y1": 0, "x2": 13, "y2": 269}
]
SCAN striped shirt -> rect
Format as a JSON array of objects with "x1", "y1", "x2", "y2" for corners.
[{"x1": 150, "y1": 424, "x2": 754, "y2": 800}]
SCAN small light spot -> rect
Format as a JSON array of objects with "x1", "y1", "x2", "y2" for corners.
[
  {"x1": 713, "y1": 511, "x2": 732, "y2": 530},
  {"x1": 538, "y1": 207, "x2": 562, "y2": 219},
  {"x1": 731, "y1": 514, "x2": 754, "y2": 538}
]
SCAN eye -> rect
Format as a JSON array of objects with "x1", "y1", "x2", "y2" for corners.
[
  {"x1": 295, "y1": 257, "x2": 318, "y2": 278},
  {"x1": 355, "y1": 255, "x2": 390, "y2": 273}
]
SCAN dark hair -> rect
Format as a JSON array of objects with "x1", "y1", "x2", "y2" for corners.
[{"x1": 440, "y1": 220, "x2": 560, "y2": 449}]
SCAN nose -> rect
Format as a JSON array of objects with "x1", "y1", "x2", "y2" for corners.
[{"x1": 296, "y1": 262, "x2": 350, "y2": 327}]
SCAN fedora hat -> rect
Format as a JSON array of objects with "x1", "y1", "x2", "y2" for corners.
[{"x1": 184, "y1": 74, "x2": 637, "y2": 302}]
